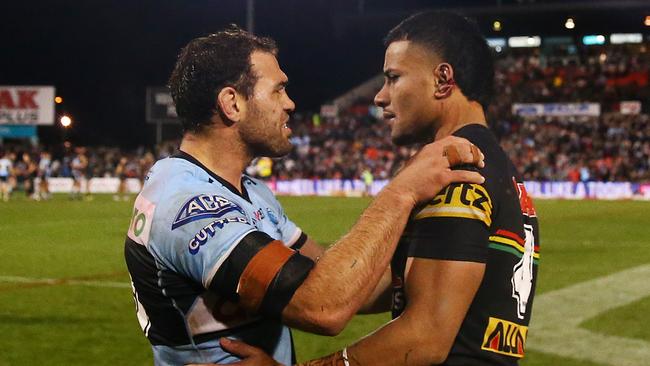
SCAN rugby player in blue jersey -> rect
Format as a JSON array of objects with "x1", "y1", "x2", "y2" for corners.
[
  {"x1": 198, "y1": 11, "x2": 540, "y2": 366},
  {"x1": 124, "y1": 24, "x2": 484, "y2": 365}
]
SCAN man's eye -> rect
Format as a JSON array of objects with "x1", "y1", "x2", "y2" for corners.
[{"x1": 386, "y1": 74, "x2": 398, "y2": 81}]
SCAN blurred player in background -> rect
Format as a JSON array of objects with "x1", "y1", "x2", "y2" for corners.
[
  {"x1": 71, "y1": 147, "x2": 89, "y2": 200},
  {"x1": 139, "y1": 151, "x2": 155, "y2": 186},
  {"x1": 205, "y1": 11, "x2": 540, "y2": 366},
  {"x1": 21, "y1": 153, "x2": 37, "y2": 200},
  {"x1": 37, "y1": 151, "x2": 52, "y2": 200},
  {"x1": 114, "y1": 156, "x2": 129, "y2": 201},
  {"x1": 0, "y1": 150, "x2": 14, "y2": 202},
  {"x1": 124, "y1": 25, "x2": 484, "y2": 366},
  {"x1": 361, "y1": 168, "x2": 373, "y2": 197}
]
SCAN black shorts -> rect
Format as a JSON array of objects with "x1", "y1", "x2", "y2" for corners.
[{"x1": 0, "y1": 176, "x2": 7, "y2": 183}]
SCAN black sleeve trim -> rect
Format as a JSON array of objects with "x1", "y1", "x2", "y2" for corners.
[
  {"x1": 408, "y1": 217, "x2": 489, "y2": 263},
  {"x1": 290, "y1": 232, "x2": 308, "y2": 250},
  {"x1": 258, "y1": 253, "x2": 315, "y2": 319},
  {"x1": 209, "y1": 231, "x2": 275, "y2": 300}
]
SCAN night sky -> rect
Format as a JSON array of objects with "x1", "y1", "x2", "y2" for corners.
[{"x1": 1, "y1": 0, "x2": 647, "y2": 147}]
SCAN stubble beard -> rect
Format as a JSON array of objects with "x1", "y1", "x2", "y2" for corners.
[
  {"x1": 240, "y1": 102, "x2": 293, "y2": 158},
  {"x1": 391, "y1": 119, "x2": 437, "y2": 147}
]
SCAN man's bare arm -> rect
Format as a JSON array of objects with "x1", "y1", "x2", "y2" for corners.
[
  {"x1": 196, "y1": 258, "x2": 485, "y2": 366},
  {"x1": 280, "y1": 137, "x2": 484, "y2": 335},
  {"x1": 300, "y1": 258, "x2": 485, "y2": 365}
]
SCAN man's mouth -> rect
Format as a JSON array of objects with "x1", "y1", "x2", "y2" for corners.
[
  {"x1": 383, "y1": 111, "x2": 396, "y2": 121},
  {"x1": 282, "y1": 121, "x2": 292, "y2": 135}
]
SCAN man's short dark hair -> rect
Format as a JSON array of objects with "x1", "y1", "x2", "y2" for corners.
[
  {"x1": 385, "y1": 11, "x2": 494, "y2": 110},
  {"x1": 168, "y1": 24, "x2": 277, "y2": 133}
]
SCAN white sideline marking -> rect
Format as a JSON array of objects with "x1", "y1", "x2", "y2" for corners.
[
  {"x1": 0, "y1": 275, "x2": 130, "y2": 289},
  {"x1": 527, "y1": 264, "x2": 650, "y2": 366}
]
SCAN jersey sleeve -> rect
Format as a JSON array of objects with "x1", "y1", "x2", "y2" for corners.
[
  {"x1": 262, "y1": 182, "x2": 307, "y2": 249},
  {"x1": 161, "y1": 193, "x2": 259, "y2": 289},
  {"x1": 408, "y1": 182, "x2": 494, "y2": 263},
  {"x1": 158, "y1": 193, "x2": 313, "y2": 318}
]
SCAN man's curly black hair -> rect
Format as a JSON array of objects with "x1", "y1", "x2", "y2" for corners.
[{"x1": 168, "y1": 24, "x2": 277, "y2": 133}]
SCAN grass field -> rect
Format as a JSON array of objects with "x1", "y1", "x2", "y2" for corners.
[{"x1": 1, "y1": 195, "x2": 649, "y2": 365}]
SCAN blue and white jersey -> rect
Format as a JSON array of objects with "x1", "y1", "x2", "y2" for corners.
[
  {"x1": 124, "y1": 152, "x2": 311, "y2": 366},
  {"x1": 0, "y1": 158, "x2": 12, "y2": 178}
]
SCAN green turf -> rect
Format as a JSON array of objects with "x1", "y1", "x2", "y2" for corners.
[
  {"x1": 581, "y1": 295, "x2": 650, "y2": 343},
  {"x1": 0, "y1": 195, "x2": 648, "y2": 365}
]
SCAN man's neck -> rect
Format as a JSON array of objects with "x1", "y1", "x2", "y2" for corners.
[
  {"x1": 179, "y1": 129, "x2": 252, "y2": 193},
  {"x1": 434, "y1": 95, "x2": 487, "y2": 141}
]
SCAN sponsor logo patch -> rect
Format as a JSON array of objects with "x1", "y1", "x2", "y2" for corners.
[
  {"x1": 482, "y1": 317, "x2": 528, "y2": 358},
  {"x1": 415, "y1": 183, "x2": 493, "y2": 226},
  {"x1": 127, "y1": 195, "x2": 156, "y2": 246},
  {"x1": 172, "y1": 194, "x2": 244, "y2": 230},
  {"x1": 266, "y1": 208, "x2": 279, "y2": 225},
  {"x1": 188, "y1": 216, "x2": 249, "y2": 254}
]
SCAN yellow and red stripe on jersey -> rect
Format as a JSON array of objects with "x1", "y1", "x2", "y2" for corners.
[
  {"x1": 488, "y1": 229, "x2": 540, "y2": 264},
  {"x1": 414, "y1": 183, "x2": 493, "y2": 226}
]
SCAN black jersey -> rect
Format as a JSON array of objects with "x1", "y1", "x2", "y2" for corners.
[{"x1": 391, "y1": 124, "x2": 540, "y2": 365}]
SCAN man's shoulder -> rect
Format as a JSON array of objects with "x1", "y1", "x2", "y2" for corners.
[
  {"x1": 243, "y1": 175, "x2": 279, "y2": 204},
  {"x1": 453, "y1": 124, "x2": 513, "y2": 185},
  {"x1": 142, "y1": 159, "x2": 247, "y2": 233}
]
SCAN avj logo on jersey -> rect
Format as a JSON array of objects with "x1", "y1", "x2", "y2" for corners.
[{"x1": 172, "y1": 194, "x2": 244, "y2": 230}]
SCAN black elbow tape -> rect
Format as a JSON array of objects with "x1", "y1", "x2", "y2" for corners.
[
  {"x1": 258, "y1": 253, "x2": 315, "y2": 319},
  {"x1": 291, "y1": 232, "x2": 308, "y2": 250}
]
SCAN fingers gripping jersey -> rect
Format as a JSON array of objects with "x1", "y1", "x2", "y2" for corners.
[{"x1": 124, "y1": 152, "x2": 311, "y2": 366}]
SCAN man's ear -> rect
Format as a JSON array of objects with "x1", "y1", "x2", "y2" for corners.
[
  {"x1": 216, "y1": 86, "x2": 244, "y2": 124},
  {"x1": 433, "y1": 63, "x2": 456, "y2": 99}
]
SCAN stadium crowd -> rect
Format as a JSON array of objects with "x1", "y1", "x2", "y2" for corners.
[{"x1": 1, "y1": 43, "x2": 649, "y2": 200}]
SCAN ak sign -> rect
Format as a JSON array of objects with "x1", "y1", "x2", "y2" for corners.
[{"x1": 0, "y1": 86, "x2": 55, "y2": 125}]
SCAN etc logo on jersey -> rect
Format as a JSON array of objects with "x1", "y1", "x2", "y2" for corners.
[{"x1": 172, "y1": 194, "x2": 244, "y2": 230}]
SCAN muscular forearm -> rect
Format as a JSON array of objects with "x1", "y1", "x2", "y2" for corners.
[
  {"x1": 282, "y1": 187, "x2": 414, "y2": 335},
  {"x1": 297, "y1": 309, "x2": 446, "y2": 366},
  {"x1": 346, "y1": 312, "x2": 436, "y2": 365}
]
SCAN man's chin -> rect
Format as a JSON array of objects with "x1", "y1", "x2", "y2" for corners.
[
  {"x1": 391, "y1": 133, "x2": 420, "y2": 147},
  {"x1": 256, "y1": 143, "x2": 293, "y2": 158}
]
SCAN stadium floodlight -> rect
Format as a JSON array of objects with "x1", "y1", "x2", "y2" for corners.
[
  {"x1": 508, "y1": 36, "x2": 541, "y2": 48},
  {"x1": 610, "y1": 33, "x2": 643, "y2": 44},
  {"x1": 565, "y1": 18, "x2": 575, "y2": 29},
  {"x1": 493, "y1": 20, "x2": 502, "y2": 32},
  {"x1": 582, "y1": 35, "x2": 606, "y2": 46},
  {"x1": 54, "y1": 96, "x2": 63, "y2": 104},
  {"x1": 60, "y1": 115, "x2": 72, "y2": 128}
]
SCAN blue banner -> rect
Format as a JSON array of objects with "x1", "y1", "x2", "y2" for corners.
[{"x1": 0, "y1": 125, "x2": 37, "y2": 138}]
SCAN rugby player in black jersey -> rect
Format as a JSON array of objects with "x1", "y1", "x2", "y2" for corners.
[{"x1": 199, "y1": 10, "x2": 540, "y2": 366}]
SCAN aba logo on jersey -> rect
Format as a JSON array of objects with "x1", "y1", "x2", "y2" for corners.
[
  {"x1": 188, "y1": 216, "x2": 249, "y2": 254},
  {"x1": 172, "y1": 194, "x2": 244, "y2": 230},
  {"x1": 481, "y1": 317, "x2": 528, "y2": 358}
]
